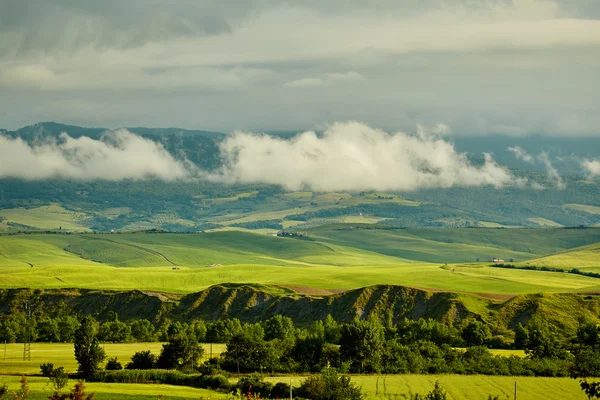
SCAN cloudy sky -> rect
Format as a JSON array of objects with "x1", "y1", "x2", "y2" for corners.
[{"x1": 0, "y1": 0, "x2": 599, "y2": 135}]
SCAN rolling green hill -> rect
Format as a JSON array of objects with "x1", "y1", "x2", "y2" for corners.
[{"x1": 0, "y1": 227, "x2": 599, "y2": 295}]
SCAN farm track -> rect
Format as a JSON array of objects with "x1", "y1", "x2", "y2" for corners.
[{"x1": 67, "y1": 235, "x2": 179, "y2": 266}]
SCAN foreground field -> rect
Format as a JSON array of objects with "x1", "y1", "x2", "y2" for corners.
[
  {"x1": 0, "y1": 376, "x2": 228, "y2": 399},
  {"x1": 0, "y1": 343, "x2": 226, "y2": 376},
  {"x1": 0, "y1": 374, "x2": 589, "y2": 400}
]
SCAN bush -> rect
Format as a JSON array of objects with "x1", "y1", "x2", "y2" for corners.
[
  {"x1": 296, "y1": 368, "x2": 362, "y2": 400},
  {"x1": 126, "y1": 351, "x2": 157, "y2": 370},
  {"x1": 236, "y1": 374, "x2": 273, "y2": 398},
  {"x1": 40, "y1": 362, "x2": 55, "y2": 377},
  {"x1": 88, "y1": 370, "x2": 231, "y2": 391},
  {"x1": 105, "y1": 357, "x2": 123, "y2": 370}
]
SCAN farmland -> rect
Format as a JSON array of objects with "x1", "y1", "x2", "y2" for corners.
[{"x1": 0, "y1": 227, "x2": 599, "y2": 295}]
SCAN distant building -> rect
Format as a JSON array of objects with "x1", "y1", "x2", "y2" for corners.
[{"x1": 491, "y1": 257, "x2": 505, "y2": 264}]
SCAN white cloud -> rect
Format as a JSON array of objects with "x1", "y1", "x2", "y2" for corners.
[
  {"x1": 538, "y1": 151, "x2": 566, "y2": 189},
  {"x1": 508, "y1": 146, "x2": 535, "y2": 163},
  {"x1": 212, "y1": 121, "x2": 523, "y2": 191},
  {"x1": 583, "y1": 159, "x2": 600, "y2": 178},
  {"x1": 0, "y1": 130, "x2": 196, "y2": 180}
]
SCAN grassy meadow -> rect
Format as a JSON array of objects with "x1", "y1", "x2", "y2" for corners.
[
  {"x1": 0, "y1": 343, "x2": 226, "y2": 376},
  {"x1": 0, "y1": 227, "x2": 599, "y2": 295}
]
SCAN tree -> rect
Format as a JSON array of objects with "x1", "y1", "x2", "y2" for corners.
[
  {"x1": 323, "y1": 315, "x2": 341, "y2": 344},
  {"x1": 129, "y1": 319, "x2": 155, "y2": 342},
  {"x1": 339, "y1": 317, "x2": 386, "y2": 372},
  {"x1": 105, "y1": 357, "x2": 123, "y2": 370},
  {"x1": 58, "y1": 316, "x2": 79, "y2": 342},
  {"x1": 126, "y1": 350, "x2": 157, "y2": 370},
  {"x1": 461, "y1": 320, "x2": 490, "y2": 347},
  {"x1": 514, "y1": 323, "x2": 529, "y2": 349},
  {"x1": 157, "y1": 327, "x2": 204, "y2": 370},
  {"x1": 74, "y1": 316, "x2": 106, "y2": 377},
  {"x1": 222, "y1": 331, "x2": 277, "y2": 373}
]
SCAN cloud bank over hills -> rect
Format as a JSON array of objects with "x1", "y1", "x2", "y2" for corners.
[{"x1": 0, "y1": 121, "x2": 528, "y2": 191}]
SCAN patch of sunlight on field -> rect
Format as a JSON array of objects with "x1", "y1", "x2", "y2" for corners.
[
  {"x1": 520, "y1": 243, "x2": 600, "y2": 269},
  {"x1": 0, "y1": 376, "x2": 227, "y2": 399},
  {"x1": 265, "y1": 374, "x2": 586, "y2": 400},
  {"x1": 3, "y1": 260, "x2": 600, "y2": 294},
  {"x1": 563, "y1": 203, "x2": 600, "y2": 215},
  {"x1": 0, "y1": 203, "x2": 90, "y2": 231},
  {"x1": 340, "y1": 215, "x2": 388, "y2": 224},
  {"x1": 528, "y1": 217, "x2": 563, "y2": 227},
  {"x1": 0, "y1": 343, "x2": 226, "y2": 375}
]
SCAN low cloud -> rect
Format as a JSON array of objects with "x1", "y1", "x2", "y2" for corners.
[
  {"x1": 508, "y1": 146, "x2": 535, "y2": 163},
  {"x1": 507, "y1": 146, "x2": 566, "y2": 189},
  {"x1": 583, "y1": 159, "x2": 600, "y2": 178},
  {"x1": 0, "y1": 129, "x2": 196, "y2": 180},
  {"x1": 213, "y1": 121, "x2": 523, "y2": 191},
  {"x1": 538, "y1": 151, "x2": 566, "y2": 190}
]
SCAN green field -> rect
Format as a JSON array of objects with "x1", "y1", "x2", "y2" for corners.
[
  {"x1": 0, "y1": 373, "x2": 589, "y2": 400},
  {"x1": 0, "y1": 227, "x2": 599, "y2": 295},
  {"x1": 0, "y1": 375, "x2": 228, "y2": 399},
  {"x1": 0, "y1": 343, "x2": 226, "y2": 376}
]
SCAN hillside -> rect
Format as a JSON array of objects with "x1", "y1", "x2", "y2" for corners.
[
  {"x1": 1, "y1": 122, "x2": 600, "y2": 232},
  {"x1": 1, "y1": 229, "x2": 600, "y2": 295},
  {"x1": 2, "y1": 284, "x2": 600, "y2": 338}
]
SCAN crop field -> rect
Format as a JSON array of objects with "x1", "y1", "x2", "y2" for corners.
[
  {"x1": 0, "y1": 227, "x2": 598, "y2": 294},
  {"x1": 0, "y1": 203, "x2": 91, "y2": 232},
  {"x1": 0, "y1": 343, "x2": 226, "y2": 375},
  {"x1": 0, "y1": 375, "x2": 228, "y2": 399},
  {"x1": 264, "y1": 374, "x2": 587, "y2": 399}
]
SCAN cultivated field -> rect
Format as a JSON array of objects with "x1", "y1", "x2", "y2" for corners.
[{"x1": 0, "y1": 227, "x2": 599, "y2": 294}]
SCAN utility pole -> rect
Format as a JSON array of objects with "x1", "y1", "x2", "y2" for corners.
[
  {"x1": 290, "y1": 378, "x2": 292, "y2": 400},
  {"x1": 23, "y1": 293, "x2": 32, "y2": 361},
  {"x1": 514, "y1": 381, "x2": 517, "y2": 400},
  {"x1": 4, "y1": 341, "x2": 6, "y2": 361}
]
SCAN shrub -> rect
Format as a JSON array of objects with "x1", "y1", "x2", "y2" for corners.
[
  {"x1": 105, "y1": 357, "x2": 123, "y2": 370},
  {"x1": 236, "y1": 374, "x2": 273, "y2": 398},
  {"x1": 88, "y1": 370, "x2": 231, "y2": 391},
  {"x1": 126, "y1": 350, "x2": 157, "y2": 370},
  {"x1": 296, "y1": 368, "x2": 362, "y2": 400},
  {"x1": 40, "y1": 362, "x2": 55, "y2": 377},
  {"x1": 12, "y1": 376, "x2": 30, "y2": 400}
]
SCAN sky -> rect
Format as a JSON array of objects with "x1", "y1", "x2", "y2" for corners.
[{"x1": 0, "y1": 0, "x2": 599, "y2": 136}]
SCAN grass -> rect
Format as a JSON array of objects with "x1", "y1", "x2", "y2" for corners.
[
  {"x1": 0, "y1": 375, "x2": 227, "y2": 399},
  {"x1": 519, "y1": 243, "x2": 600, "y2": 270},
  {"x1": 263, "y1": 374, "x2": 588, "y2": 400},
  {"x1": 1, "y1": 227, "x2": 599, "y2": 294},
  {"x1": 563, "y1": 203, "x2": 600, "y2": 215},
  {"x1": 0, "y1": 203, "x2": 90, "y2": 231},
  {"x1": 527, "y1": 217, "x2": 563, "y2": 227},
  {"x1": 0, "y1": 343, "x2": 226, "y2": 376}
]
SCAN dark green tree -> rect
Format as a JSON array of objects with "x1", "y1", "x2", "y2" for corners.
[
  {"x1": 339, "y1": 316, "x2": 386, "y2": 372},
  {"x1": 156, "y1": 327, "x2": 204, "y2": 370},
  {"x1": 73, "y1": 316, "x2": 106, "y2": 377},
  {"x1": 126, "y1": 350, "x2": 156, "y2": 370},
  {"x1": 461, "y1": 320, "x2": 490, "y2": 347}
]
